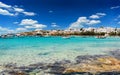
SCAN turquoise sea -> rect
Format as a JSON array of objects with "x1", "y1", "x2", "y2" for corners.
[{"x1": 0, "y1": 36, "x2": 120, "y2": 66}]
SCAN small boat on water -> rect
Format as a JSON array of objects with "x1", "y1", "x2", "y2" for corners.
[
  {"x1": 95, "y1": 36, "x2": 107, "y2": 39},
  {"x1": 0, "y1": 34, "x2": 15, "y2": 39},
  {"x1": 62, "y1": 36, "x2": 70, "y2": 39},
  {"x1": 44, "y1": 35, "x2": 49, "y2": 37}
]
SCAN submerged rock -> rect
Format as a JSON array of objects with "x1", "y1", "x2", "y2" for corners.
[
  {"x1": 48, "y1": 65, "x2": 65, "y2": 75},
  {"x1": 28, "y1": 63, "x2": 46, "y2": 70},
  {"x1": 63, "y1": 72, "x2": 92, "y2": 75},
  {"x1": 75, "y1": 55, "x2": 106, "y2": 64},
  {"x1": 95, "y1": 72, "x2": 120, "y2": 75},
  {"x1": 4, "y1": 63, "x2": 17, "y2": 68},
  {"x1": 0, "y1": 70, "x2": 27, "y2": 75},
  {"x1": 38, "y1": 52, "x2": 50, "y2": 56},
  {"x1": 108, "y1": 49, "x2": 120, "y2": 59},
  {"x1": 53, "y1": 60, "x2": 71, "y2": 66}
]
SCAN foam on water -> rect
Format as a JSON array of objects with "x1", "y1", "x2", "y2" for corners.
[{"x1": 0, "y1": 36, "x2": 120, "y2": 66}]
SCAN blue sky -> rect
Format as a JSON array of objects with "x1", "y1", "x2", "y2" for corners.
[{"x1": 0, "y1": 0, "x2": 120, "y2": 34}]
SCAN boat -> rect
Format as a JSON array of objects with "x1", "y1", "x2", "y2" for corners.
[
  {"x1": 0, "y1": 34, "x2": 13, "y2": 38},
  {"x1": 62, "y1": 36, "x2": 70, "y2": 39},
  {"x1": 44, "y1": 35, "x2": 49, "y2": 37},
  {"x1": 43, "y1": 34, "x2": 50, "y2": 37},
  {"x1": 95, "y1": 36, "x2": 107, "y2": 39}
]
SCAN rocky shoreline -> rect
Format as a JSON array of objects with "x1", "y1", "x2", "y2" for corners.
[{"x1": 0, "y1": 50, "x2": 120, "y2": 75}]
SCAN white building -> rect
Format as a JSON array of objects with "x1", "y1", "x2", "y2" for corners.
[{"x1": 95, "y1": 27, "x2": 115, "y2": 33}]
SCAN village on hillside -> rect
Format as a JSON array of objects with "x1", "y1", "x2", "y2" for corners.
[{"x1": 1, "y1": 27, "x2": 120, "y2": 38}]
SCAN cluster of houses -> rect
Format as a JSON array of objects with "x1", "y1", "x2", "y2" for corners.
[
  {"x1": 67, "y1": 27, "x2": 120, "y2": 33},
  {"x1": 0, "y1": 27, "x2": 120, "y2": 38}
]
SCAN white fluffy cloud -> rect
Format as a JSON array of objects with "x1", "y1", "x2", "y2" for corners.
[
  {"x1": 89, "y1": 15, "x2": 99, "y2": 19},
  {"x1": 0, "y1": 8, "x2": 14, "y2": 16},
  {"x1": 25, "y1": 24, "x2": 46, "y2": 29},
  {"x1": 111, "y1": 6, "x2": 120, "y2": 9},
  {"x1": 0, "y1": 2, "x2": 11, "y2": 8},
  {"x1": 96, "y1": 13, "x2": 106, "y2": 16},
  {"x1": 0, "y1": 1, "x2": 35, "y2": 16},
  {"x1": 89, "y1": 13, "x2": 106, "y2": 19},
  {"x1": 0, "y1": 19, "x2": 47, "y2": 34},
  {"x1": 13, "y1": 7, "x2": 36, "y2": 16},
  {"x1": 20, "y1": 19, "x2": 38, "y2": 25},
  {"x1": 87, "y1": 20, "x2": 101, "y2": 25},
  {"x1": 69, "y1": 17, "x2": 87, "y2": 29},
  {"x1": 69, "y1": 17, "x2": 101, "y2": 29},
  {"x1": 19, "y1": 19, "x2": 47, "y2": 29},
  {"x1": 13, "y1": 7, "x2": 35, "y2": 16},
  {"x1": 77, "y1": 17, "x2": 89, "y2": 23},
  {"x1": 14, "y1": 7, "x2": 24, "y2": 12},
  {"x1": 22, "y1": 12, "x2": 35, "y2": 16}
]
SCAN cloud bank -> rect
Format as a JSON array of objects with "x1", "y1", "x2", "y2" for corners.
[
  {"x1": 0, "y1": 1, "x2": 35, "y2": 16},
  {"x1": 69, "y1": 13, "x2": 106, "y2": 29},
  {"x1": 19, "y1": 19, "x2": 47, "y2": 30}
]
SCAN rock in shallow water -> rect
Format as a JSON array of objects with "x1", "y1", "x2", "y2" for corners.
[
  {"x1": 96, "y1": 72, "x2": 120, "y2": 75},
  {"x1": 62, "y1": 72, "x2": 120, "y2": 75},
  {"x1": 38, "y1": 52, "x2": 50, "y2": 56},
  {"x1": 0, "y1": 70, "x2": 27, "y2": 75},
  {"x1": 48, "y1": 65, "x2": 65, "y2": 74},
  {"x1": 75, "y1": 55, "x2": 106, "y2": 64},
  {"x1": 108, "y1": 49, "x2": 120, "y2": 59},
  {"x1": 63, "y1": 72, "x2": 93, "y2": 75}
]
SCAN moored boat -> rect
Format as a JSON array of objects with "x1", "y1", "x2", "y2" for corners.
[
  {"x1": 62, "y1": 36, "x2": 70, "y2": 39},
  {"x1": 95, "y1": 36, "x2": 107, "y2": 39}
]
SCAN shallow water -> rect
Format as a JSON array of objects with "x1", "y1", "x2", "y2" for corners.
[{"x1": 0, "y1": 36, "x2": 120, "y2": 66}]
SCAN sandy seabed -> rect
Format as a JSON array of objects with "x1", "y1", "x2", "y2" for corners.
[{"x1": 0, "y1": 49, "x2": 120, "y2": 75}]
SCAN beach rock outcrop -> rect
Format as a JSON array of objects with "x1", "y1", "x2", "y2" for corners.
[{"x1": 64, "y1": 57, "x2": 120, "y2": 74}]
